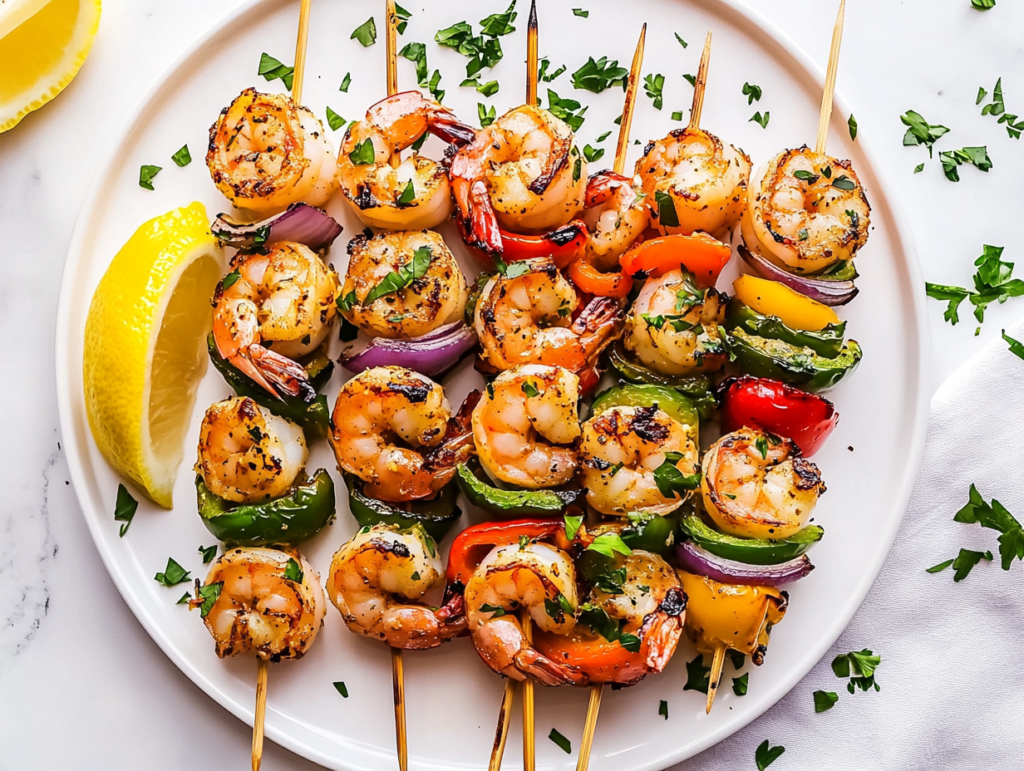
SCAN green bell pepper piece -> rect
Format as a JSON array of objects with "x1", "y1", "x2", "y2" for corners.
[
  {"x1": 620, "y1": 511, "x2": 678, "y2": 556},
  {"x1": 590, "y1": 384, "x2": 699, "y2": 445},
  {"x1": 207, "y1": 333, "x2": 332, "y2": 439},
  {"x1": 605, "y1": 340, "x2": 717, "y2": 420},
  {"x1": 456, "y1": 462, "x2": 581, "y2": 517},
  {"x1": 465, "y1": 272, "x2": 494, "y2": 327},
  {"x1": 196, "y1": 469, "x2": 336, "y2": 546},
  {"x1": 721, "y1": 327, "x2": 862, "y2": 393},
  {"x1": 813, "y1": 259, "x2": 858, "y2": 281},
  {"x1": 726, "y1": 300, "x2": 846, "y2": 359},
  {"x1": 344, "y1": 473, "x2": 462, "y2": 542},
  {"x1": 681, "y1": 513, "x2": 823, "y2": 565}
]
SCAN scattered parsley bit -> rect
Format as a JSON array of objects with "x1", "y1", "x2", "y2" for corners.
[
  {"x1": 521, "y1": 381, "x2": 539, "y2": 398},
  {"x1": 572, "y1": 8, "x2": 589, "y2": 17},
  {"x1": 463, "y1": 78, "x2": 499, "y2": 97},
  {"x1": 733, "y1": 673, "x2": 749, "y2": 696},
  {"x1": 683, "y1": 73, "x2": 696, "y2": 87},
  {"x1": 742, "y1": 82, "x2": 762, "y2": 105},
  {"x1": 480, "y1": 603, "x2": 506, "y2": 617},
  {"x1": 755, "y1": 741, "x2": 786, "y2": 771},
  {"x1": 502, "y1": 261, "x2": 531, "y2": 280},
  {"x1": 154, "y1": 557, "x2": 190, "y2": 587},
  {"x1": 587, "y1": 532, "x2": 632, "y2": 559},
  {"x1": 939, "y1": 146, "x2": 992, "y2": 182},
  {"x1": 755, "y1": 435, "x2": 769, "y2": 459},
  {"x1": 583, "y1": 144, "x2": 604, "y2": 163},
  {"x1": 950, "y1": 483, "x2": 1024, "y2": 570},
  {"x1": 813, "y1": 689, "x2": 839, "y2": 713},
  {"x1": 831, "y1": 649, "x2": 882, "y2": 693},
  {"x1": 564, "y1": 514, "x2": 583, "y2": 541},
  {"x1": 333, "y1": 681, "x2": 349, "y2": 698},
  {"x1": 337, "y1": 290, "x2": 358, "y2": 313},
  {"x1": 339, "y1": 317, "x2": 360, "y2": 342},
  {"x1": 478, "y1": 102, "x2": 496, "y2": 127},
  {"x1": 579, "y1": 603, "x2": 639, "y2": 650},
  {"x1": 363, "y1": 246, "x2": 433, "y2": 305},
  {"x1": 195, "y1": 581, "x2": 223, "y2": 618},
  {"x1": 659, "y1": 699, "x2": 669, "y2": 719},
  {"x1": 113, "y1": 483, "x2": 138, "y2": 537},
  {"x1": 793, "y1": 169, "x2": 818, "y2": 182},
  {"x1": 926, "y1": 558, "x2": 955, "y2": 574},
  {"x1": 924, "y1": 244, "x2": 1024, "y2": 326},
  {"x1": 397, "y1": 180, "x2": 416, "y2": 206},
  {"x1": 674, "y1": 32, "x2": 688, "y2": 48},
  {"x1": 284, "y1": 557, "x2": 304, "y2": 583},
  {"x1": 351, "y1": 17, "x2": 377, "y2": 47},
  {"x1": 349, "y1": 138, "x2": 377, "y2": 166},
  {"x1": 199, "y1": 544, "x2": 217, "y2": 564},
  {"x1": 653, "y1": 451, "x2": 702, "y2": 498},
  {"x1": 400, "y1": 41, "x2": 430, "y2": 88},
  {"x1": 176, "y1": 592, "x2": 191, "y2": 605},
  {"x1": 138, "y1": 164, "x2": 162, "y2": 190},
  {"x1": 538, "y1": 57, "x2": 566, "y2": 83},
  {"x1": 729, "y1": 650, "x2": 746, "y2": 670},
  {"x1": 595, "y1": 130, "x2": 611, "y2": 143},
  {"x1": 572, "y1": 56, "x2": 628, "y2": 93},
  {"x1": 258, "y1": 52, "x2": 294, "y2": 90},
  {"x1": 339, "y1": 72, "x2": 352, "y2": 92},
  {"x1": 643, "y1": 73, "x2": 665, "y2": 110},
  {"x1": 654, "y1": 190, "x2": 679, "y2": 228},
  {"x1": 750, "y1": 111, "x2": 770, "y2": 129},
  {"x1": 426, "y1": 69, "x2": 444, "y2": 103},
  {"x1": 435, "y1": 4, "x2": 516, "y2": 84},
  {"x1": 671, "y1": 110, "x2": 684, "y2": 121},
  {"x1": 683, "y1": 654, "x2": 710, "y2": 694},
  {"x1": 914, "y1": 163, "x2": 925, "y2": 174},
  {"x1": 547, "y1": 90, "x2": 587, "y2": 131},
  {"x1": 900, "y1": 110, "x2": 949, "y2": 158},
  {"x1": 1003, "y1": 329, "x2": 1024, "y2": 360},
  {"x1": 548, "y1": 728, "x2": 572, "y2": 754},
  {"x1": 832, "y1": 174, "x2": 856, "y2": 191},
  {"x1": 979, "y1": 78, "x2": 1024, "y2": 139},
  {"x1": 221, "y1": 269, "x2": 241, "y2": 290},
  {"x1": 171, "y1": 145, "x2": 191, "y2": 167},
  {"x1": 394, "y1": 2, "x2": 411, "y2": 34},
  {"x1": 848, "y1": 113, "x2": 858, "y2": 140},
  {"x1": 519, "y1": 534, "x2": 529, "y2": 550},
  {"x1": 326, "y1": 107, "x2": 346, "y2": 131},
  {"x1": 970, "y1": 0, "x2": 995, "y2": 9},
  {"x1": 595, "y1": 566, "x2": 627, "y2": 595}
]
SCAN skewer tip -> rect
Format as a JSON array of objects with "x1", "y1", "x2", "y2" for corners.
[
  {"x1": 705, "y1": 646, "x2": 727, "y2": 715},
  {"x1": 528, "y1": 0, "x2": 537, "y2": 29}
]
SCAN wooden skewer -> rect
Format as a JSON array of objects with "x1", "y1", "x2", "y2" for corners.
[
  {"x1": 251, "y1": 657, "x2": 269, "y2": 771},
  {"x1": 291, "y1": 0, "x2": 312, "y2": 104},
  {"x1": 688, "y1": 31, "x2": 713, "y2": 131},
  {"x1": 612, "y1": 23, "x2": 646, "y2": 176},
  {"x1": 392, "y1": 648, "x2": 409, "y2": 771},
  {"x1": 705, "y1": 644, "x2": 728, "y2": 715},
  {"x1": 815, "y1": 0, "x2": 846, "y2": 154},
  {"x1": 525, "y1": 0, "x2": 538, "y2": 108},
  {"x1": 521, "y1": 612, "x2": 536, "y2": 771},
  {"x1": 385, "y1": 0, "x2": 402, "y2": 171},
  {"x1": 488, "y1": 679, "x2": 516, "y2": 771},
  {"x1": 575, "y1": 34, "x2": 646, "y2": 771}
]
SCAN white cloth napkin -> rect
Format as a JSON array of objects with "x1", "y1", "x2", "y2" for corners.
[{"x1": 674, "y1": 318, "x2": 1024, "y2": 771}]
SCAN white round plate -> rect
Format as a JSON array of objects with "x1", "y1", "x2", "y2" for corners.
[{"x1": 56, "y1": 0, "x2": 928, "y2": 768}]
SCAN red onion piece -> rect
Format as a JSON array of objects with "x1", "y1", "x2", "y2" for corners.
[
  {"x1": 675, "y1": 540, "x2": 814, "y2": 585},
  {"x1": 339, "y1": 321, "x2": 478, "y2": 377},
  {"x1": 738, "y1": 245, "x2": 859, "y2": 307},
  {"x1": 212, "y1": 203, "x2": 343, "y2": 252}
]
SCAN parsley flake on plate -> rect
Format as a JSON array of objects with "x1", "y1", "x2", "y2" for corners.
[
  {"x1": 258, "y1": 52, "x2": 294, "y2": 90},
  {"x1": 742, "y1": 82, "x2": 762, "y2": 105},
  {"x1": 348, "y1": 138, "x2": 377, "y2": 166},
  {"x1": 683, "y1": 654, "x2": 710, "y2": 694},
  {"x1": 363, "y1": 246, "x2": 433, "y2": 305},
  {"x1": 733, "y1": 673, "x2": 749, "y2": 696},
  {"x1": 199, "y1": 544, "x2": 217, "y2": 564},
  {"x1": 971, "y1": 0, "x2": 995, "y2": 9},
  {"x1": 478, "y1": 103, "x2": 496, "y2": 127},
  {"x1": 755, "y1": 740, "x2": 786, "y2": 771},
  {"x1": 538, "y1": 57, "x2": 566, "y2": 83},
  {"x1": 1003, "y1": 330, "x2": 1024, "y2": 360},
  {"x1": 154, "y1": 557, "x2": 190, "y2": 587},
  {"x1": 939, "y1": 146, "x2": 992, "y2": 182},
  {"x1": 900, "y1": 110, "x2": 949, "y2": 157},
  {"x1": 171, "y1": 144, "x2": 191, "y2": 167},
  {"x1": 832, "y1": 649, "x2": 882, "y2": 693},
  {"x1": 813, "y1": 689, "x2": 839, "y2": 712},
  {"x1": 138, "y1": 164, "x2": 162, "y2": 190},
  {"x1": 351, "y1": 17, "x2": 377, "y2": 47},
  {"x1": 643, "y1": 73, "x2": 665, "y2": 110},
  {"x1": 339, "y1": 72, "x2": 352, "y2": 92},
  {"x1": 674, "y1": 32, "x2": 688, "y2": 48},
  {"x1": 563, "y1": 513, "x2": 583, "y2": 541},
  {"x1": 113, "y1": 483, "x2": 138, "y2": 537},
  {"x1": 572, "y1": 8, "x2": 589, "y2": 17},
  {"x1": 659, "y1": 700, "x2": 669, "y2": 719},
  {"x1": 750, "y1": 111, "x2": 770, "y2": 129},
  {"x1": 924, "y1": 244, "x2": 1024, "y2": 326},
  {"x1": 572, "y1": 56, "x2": 628, "y2": 93},
  {"x1": 848, "y1": 113, "x2": 858, "y2": 140},
  {"x1": 547, "y1": 90, "x2": 587, "y2": 131},
  {"x1": 333, "y1": 681, "x2": 349, "y2": 698},
  {"x1": 284, "y1": 557, "x2": 304, "y2": 583},
  {"x1": 548, "y1": 728, "x2": 572, "y2": 754},
  {"x1": 326, "y1": 107, "x2": 346, "y2": 131}
]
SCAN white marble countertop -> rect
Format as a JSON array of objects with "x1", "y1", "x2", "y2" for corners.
[{"x1": 1, "y1": 0, "x2": 1022, "y2": 768}]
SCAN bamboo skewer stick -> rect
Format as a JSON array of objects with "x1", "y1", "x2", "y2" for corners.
[
  {"x1": 291, "y1": 0, "x2": 312, "y2": 104},
  {"x1": 521, "y1": 612, "x2": 536, "y2": 771},
  {"x1": 815, "y1": 0, "x2": 846, "y2": 154},
  {"x1": 252, "y1": 658, "x2": 269, "y2": 771},
  {"x1": 705, "y1": 644, "x2": 728, "y2": 715},
  {"x1": 525, "y1": 0, "x2": 538, "y2": 108},
  {"x1": 575, "y1": 685, "x2": 604, "y2": 771},
  {"x1": 386, "y1": 0, "x2": 402, "y2": 170},
  {"x1": 488, "y1": 679, "x2": 516, "y2": 771},
  {"x1": 688, "y1": 31, "x2": 712, "y2": 130}
]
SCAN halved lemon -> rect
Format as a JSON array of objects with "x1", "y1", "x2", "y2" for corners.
[
  {"x1": 83, "y1": 203, "x2": 224, "y2": 508},
  {"x1": 0, "y1": 0, "x2": 102, "y2": 133}
]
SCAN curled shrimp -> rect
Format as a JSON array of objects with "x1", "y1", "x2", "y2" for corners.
[
  {"x1": 206, "y1": 88, "x2": 338, "y2": 214},
  {"x1": 624, "y1": 269, "x2": 729, "y2": 376},
  {"x1": 701, "y1": 427, "x2": 826, "y2": 540},
  {"x1": 577, "y1": 405, "x2": 699, "y2": 516},
  {"x1": 464, "y1": 540, "x2": 585, "y2": 685},
  {"x1": 212, "y1": 242, "x2": 339, "y2": 401},
  {"x1": 635, "y1": 127, "x2": 751, "y2": 240},
  {"x1": 337, "y1": 91, "x2": 475, "y2": 231},
  {"x1": 741, "y1": 146, "x2": 871, "y2": 274},
  {"x1": 340, "y1": 229, "x2": 468, "y2": 340},
  {"x1": 451, "y1": 105, "x2": 587, "y2": 254},
  {"x1": 329, "y1": 366, "x2": 452, "y2": 502},
  {"x1": 196, "y1": 396, "x2": 307, "y2": 503},
  {"x1": 196, "y1": 546, "x2": 325, "y2": 661},
  {"x1": 474, "y1": 256, "x2": 623, "y2": 373},
  {"x1": 533, "y1": 550, "x2": 686, "y2": 685},
  {"x1": 582, "y1": 171, "x2": 650, "y2": 272},
  {"x1": 327, "y1": 524, "x2": 465, "y2": 649},
  {"x1": 472, "y1": 365, "x2": 580, "y2": 489}
]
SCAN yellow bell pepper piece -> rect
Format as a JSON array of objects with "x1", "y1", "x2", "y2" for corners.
[{"x1": 733, "y1": 274, "x2": 841, "y2": 332}]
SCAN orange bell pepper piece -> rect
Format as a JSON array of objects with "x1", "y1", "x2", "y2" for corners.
[{"x1": 620, "y1": 233, "x2": 733, "y2": 286}]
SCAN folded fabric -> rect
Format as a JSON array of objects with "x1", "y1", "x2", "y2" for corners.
[{"x1": 675, "y1": 318, "x2": 1024, "y2": 771}]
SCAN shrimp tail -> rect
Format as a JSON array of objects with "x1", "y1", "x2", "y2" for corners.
[
  {"x1": 571, "y1": 296, "x2": 626, "y2": 366},
  {"x1": 428, "y1": 113, "x2": 477, "y2": 148},
  {"x1": 422, "y1": 389, "x2": 481, "y2": 474},
  {"x1": 512, "y1": 648, "x2": 588, "y2": 687},
  {"x1": 249, "y1": 344, "x2": 316, "y2": 403},
  {"x1": 639, "y1": 586, "x2": 687, "y2": 672},
  {"x1": 454, "y1": 178, "x2": 502, "y2": 256},
  {"x1": 584, "y1": 170, "x2": 631, "y2": 207}
]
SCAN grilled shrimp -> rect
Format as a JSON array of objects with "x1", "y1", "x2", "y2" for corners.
[
  {"x1": 340, "y1": 229, "x2": 468, "y2": 340},
  {"x1": 206, "y1": 88, "x2": 337, "y2": 214},
  {"x1": 196, "y1": 397, "x2": 307, "y2": 503},
  {"x1": 327, "y1": 524, "x2": 465, "y2": 649},
  {"x1": 635, "y1": 127, "x2": 751, "y2": 240},
  {"x1": 578, "y1": 405, "x2": 699, "y2": 516},
  {"x1": 337, "y1": 91, "x2": 476, "y2": 231},
  {"x1": 197, "y1": 546, "x2": 325, "y2": 661},
  {"x1": 533, "y1": 550, "x2": 686, "y2": 685},
  {"x1": 472, "y1": 365, "x2": 580, "y2": 489},
  {"x1": 624, "y1": 269, "x2": 729, "y2": 375},
  {"x1": 451, "y1": 105, "x2": 587, "y2": 254},
  {"x1": 474, "y1": 256, "x2": 622, "y2": 373},
  {"x1": 741, "y1": 146, "x2": 871, "y2": 274},
  {"x1": 582, "y1": 171, "x2": 650, "y2": 272},
  {"x1": 212, "y1": 242, "x2": 339, "y2": 401},
  {"x1": 701, "y1": 427, "x2": 826, "y2": 540},
  {"x1": 464, "y1": 540, "x2": 585, "y2": 685},
  {"x1": 329, "y1": 366, "x2": 452, "y2": 502}
]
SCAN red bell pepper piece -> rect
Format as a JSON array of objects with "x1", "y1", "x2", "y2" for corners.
[
  {"x1": 445, "y1": 519, "x2": 566, "y2": 586},
  {"x1": 455, "y1": 217, "x2": 588, "y2": 270},
  {"x1": 718, "y1": 376, "x2": 839, "y2": 457}
]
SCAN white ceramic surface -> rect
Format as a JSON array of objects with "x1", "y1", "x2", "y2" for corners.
[{"x1": 52, "y1": 0, "x2": 928, "y2": 769}]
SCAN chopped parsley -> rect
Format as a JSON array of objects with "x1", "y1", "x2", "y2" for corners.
[
  {"x1": 756, "y1": 741, "x2": 786, "y2": 770},
  {"x1": 674, "y1": 32, "x2": 688, "y2": 48},
  {"x1": 659, "y1": 700, "x2": 669, "y2": 719},
  {"x1": 848, "y1": 113, "x2": 858, "y2": 140},
  {"x1": 671, "y1": 110, "x2": 684, "y2": 121},
  {"x1": 195, "y1": 581, "x2": 223, "y2": 618},
  {"x1": 594, "y1": 566, "x2": 627, "y2": 595},
  {"x1": 654, "y1": 190, "x2": 679, "y2": 227},
  {"x1": 339, "y1": 72, "x2": 352, "y2": 92},
  {"x1": 900, "y1": 110, "x2": 949, "y2": 157},
  {"x1": 480, "y1": 603, "x2": 506, "y2": 617},
  {"x1": 351, "y1": 17, "x2": 377, "y2": 47},
  {"x1": 176, "y1": 592, "x2": 191, "y2": 605},
  {"x1": 435, "y1": 3, "x2": 517, "y2": 83},
  {"x1": 521, "y1": 381, "x2": 539, "y2": 398},
  {"x1": 547, "y1": 89, "x2": 587, "y2": 131},
  {"x1": 221, "y1": 270, "x2": 241, "y2": 290},
  {"x1": 583, "y1": 144, "x2": 604, "y2": 163},
  {"x1": 478, "y1": 102, "x2": 496, "y2": 127},
  {"x1": 683, "y1": 73, "x2": 696, "y2": 87},
  {"x1": 333, "y1": 681, "x2": 349, "y2": 698},
  {"x1": 1003, "y1": 329, "x2": 1024, "y2": 360},
  {"x1": 572, "y1": 56, "x2": 628, "y2": 93},
  {"x1": 831, "y1": 649, "x2": 882, "y2": 693},
  {"x1": 924, "y1": 244, "x2": 1024, "y2": 326},
  {"x1": 399, "y1": 41, "x2": 429, "y2": 87},
  {"x1": 683, "y1": 654, "x2": 710, "y2": 694},
  {"x1": 832, "y1": 174, "x2": 856, "y2": 190},
  {"x1": 326, "y1": 107, "x2": 346, "y2": 131},
  {"x1": 928, "y1": 549, "x2": 993, "y2": 581},
  {"x1": 653, "y1": 451, "x2": 701, "y2": 498},
  {"x1": 284, "y1": 557, "x2": 304, "y2": 583},
  {"x1": 732, "y1": 673, "x2": 749, "y2": 696},
  {"x1": 394, "y1": 2, "x2": 411, "y2": 34},
  {"x1": 729, "y1": 650, "x2": 746, "y2": 669},
  {"x1": 171, "y1": 144, "x2": 191, "y2": 167},
  {"x1": 939, "y1": 146, "x2": 992, "y2": 182},
  {"x1": 154, "y1": 557, "x2": 190, "y2": 587},
  {"x1": 548, "y1": 728, "x2": 572, "y2": 754},
  {"x1": 970, "y1": 0, "x2": 995, "y2": 9},
  {"x1": 572, "y1": 8, "x2": 589, "y2": 17},
  {"x1": 643, "y1": 73, "x2": 665, "y2": 110},
  {"x1": 979, "y1": 78, "x2": 1024, "y2": 139},
  {"x1": 257, "y1": 53, "x2": 294, "y2": 90},
  {"x1": 914, "y1": 163, "x2": 925, "y2": 173},
  {"x1": 742, "y1": 82, "x2": 762, "y2": 105},
  {"x1": 138, "y1": 164, "x2": 162, "y2": 190},
  {"x1": 750, "y1": 111, "x2": 770, "y2": 129},
  {"x1": 595, "y1": 130, "x2": 611, "y2": 142},
  {"x1": 538, "y1": 57, "x2": 566, "y2": 83},
  {"x1": 586, "y1": 532, "x2": 632, "y2": 559},
  {"x1": 363, "y1": 246, "x2": 433, "y2": 305},
  {"x1": 397, "y1": 180, "x2": 416, "y2": 206},
  {"x1": 563, "y1": 513, "x2": 583, "y2": 541},
  {"x1": 793, "y1": 169, "x2": 818, "y2": 182},
  {"x1": 113, "y1": 483, "x2": 138, "y2": 537},
  {"x1": 348, "y1": 138, "x2": 377, "y2": 166},
  {"x1": 578, "y1": 603, "x2": 639, "y2": 651},
  {"x1": 946, "y1": 483, "x2": 1024, "y2": 571},
  {"x1": 199, "y1": 544, "x2": 217, "y2": 564},
  {"x1": 813, "y1": 689, "x2": 839, "y2": 712},
  {"x1": 755, "y1": 435, "x2": 769, "y2": 459},
  {"x1": 519, "y1": 534, "x2": 529, "y2": 550}
]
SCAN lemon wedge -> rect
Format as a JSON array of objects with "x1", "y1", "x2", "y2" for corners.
[
  {"x1": 0, "y1": 0, "x2": 102, "y2": 133},
  {"x1": 84, "y1": 202, "x2": 224, "y2": 508}
]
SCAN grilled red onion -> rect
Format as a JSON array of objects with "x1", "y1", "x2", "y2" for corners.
[
  {"x1": 738, "y1": 245, "x2": 859, "y2": 307},
  {"x1": 211, "y1": 203, "x2": 343, "y2": 251},
  {"x1": 339, "y1": 321, "x2": 477, "y2": 377},
  {"x1": 676, "y1": 540, "x2": 814, "y2": 585}
]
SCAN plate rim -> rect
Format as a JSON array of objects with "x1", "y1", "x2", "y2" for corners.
[{"x1": 54, "y1": 0, "x2": 930, "y2": 768}]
